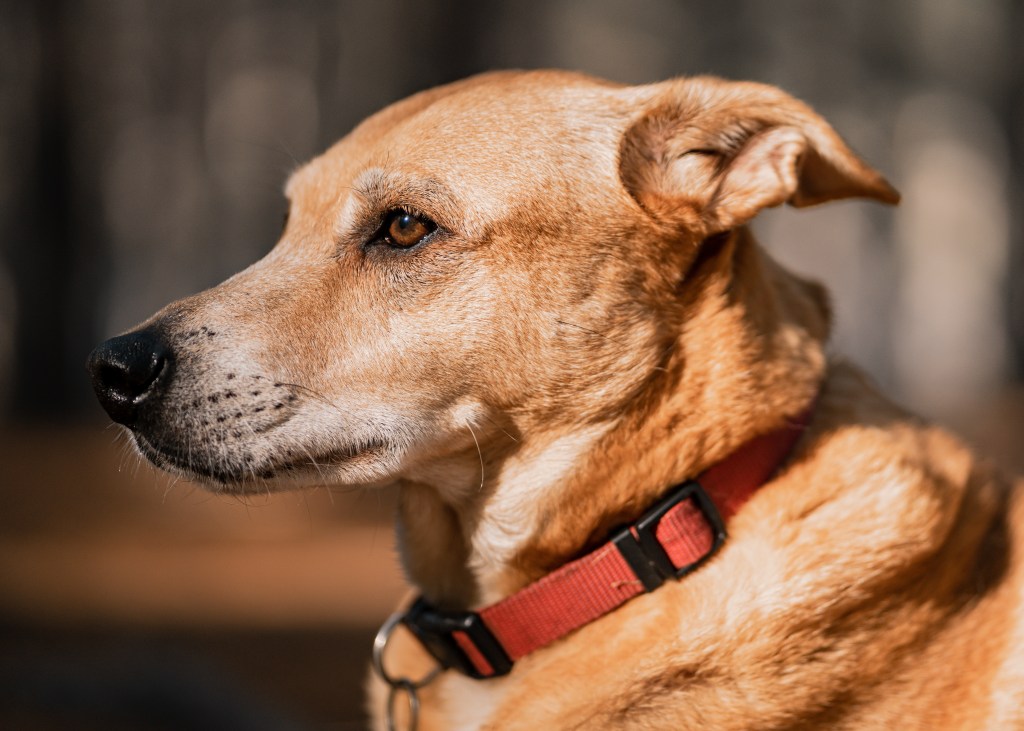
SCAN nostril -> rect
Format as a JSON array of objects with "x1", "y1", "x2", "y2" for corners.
[
  {"x1": 98, "y1": 350, "x2": 166, "y2": 397},
  {"x1": 87, "y1": 330, "x2": 174, "y2": 426}
]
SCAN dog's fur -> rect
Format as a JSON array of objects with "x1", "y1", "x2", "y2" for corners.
[{"x1": 97, "y1": 71, "x2": 1023, "y2": 729}]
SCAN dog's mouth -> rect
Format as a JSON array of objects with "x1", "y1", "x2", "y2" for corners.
[{"x1": 133, "y1": 432, "x2": 387, "y2": 487}]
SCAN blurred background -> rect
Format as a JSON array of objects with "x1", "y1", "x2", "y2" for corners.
[{"x1": 1, "y1": 0, "x2": 1022, "y2": 728}]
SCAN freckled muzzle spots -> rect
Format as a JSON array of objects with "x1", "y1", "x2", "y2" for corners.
[
  {"x1": 130, "y1": 358, "x2": 305, "y2": 483},
  {"x1": 186, "y1": 375, "x2": 297, "y2": 435}
]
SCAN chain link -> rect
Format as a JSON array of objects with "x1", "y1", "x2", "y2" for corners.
[{"x1": 373, "y1": 611, "x2": 443, "y2": 731}]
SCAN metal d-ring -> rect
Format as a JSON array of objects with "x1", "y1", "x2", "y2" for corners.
[
  {"x1": 373, "y1": 611, "x2": 443, "y2": 731},
  {"x1": 386, "y1": 679, "x2": 419, "y2": 731}
]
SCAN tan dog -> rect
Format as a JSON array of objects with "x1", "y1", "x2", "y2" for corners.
[{"x1": 88, "y1": 71, "x2": 1023, "y2": 729}]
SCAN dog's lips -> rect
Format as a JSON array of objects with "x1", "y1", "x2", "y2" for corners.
[
  {"x1": 132, "y1": 431, "x2": 387, "y2": 486},
  {"x1": 133, "y1": 433, "x2": 241, "y2": 483},
  {"x1": 263, "y1": 440, "x2": 389, "y2": 477}
]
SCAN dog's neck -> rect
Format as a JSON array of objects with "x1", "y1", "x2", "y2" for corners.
[{"x1": 396, "y1": 227, "x2": 829, "y2": 609}]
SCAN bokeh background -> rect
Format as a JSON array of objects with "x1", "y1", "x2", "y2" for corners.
[{"x1": 2, "y1": 1, "x2": 1022, "y2": 728}]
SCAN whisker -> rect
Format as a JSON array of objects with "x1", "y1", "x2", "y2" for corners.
[
  {"x1": 478, "y1": 410, "x2": 519, "y2": 443},
  {"x1": 275, "y1": 381, "x2": 356, "y2": 423},
  {"x1": 466, "y1": 420, "x2": 485, "y2": 492},
  {"x1": 298, "y1": 443, "x2": 329, "y2": 486}
]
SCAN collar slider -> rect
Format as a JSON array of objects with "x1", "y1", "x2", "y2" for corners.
[{"x1": 611, "y1": 479, "x2": 727, "y2": 592}]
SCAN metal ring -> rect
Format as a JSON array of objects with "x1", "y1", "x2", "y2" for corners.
[
  {"x1": 386, "y1": 679, "x2": 420, "y2": 731},
  {"x1": 372, "y1": 611, "x2": 442, "y2": 690}
]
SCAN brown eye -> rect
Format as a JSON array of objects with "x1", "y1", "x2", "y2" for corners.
[{"x1": 384, "y1": 210, "x2": 435, "y2": 248}]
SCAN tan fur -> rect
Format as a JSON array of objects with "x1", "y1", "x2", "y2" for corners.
[{"x1": 113, "y1": 71, "x2": 1022, "y2": 729}]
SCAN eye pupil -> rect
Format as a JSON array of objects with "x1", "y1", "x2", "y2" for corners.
[
  {"x1": 396, "y1": 213, "x2": 415, "y2": 232},
  {"x1": 386, "y1": 210, "x2": 434, "y2": 247}
]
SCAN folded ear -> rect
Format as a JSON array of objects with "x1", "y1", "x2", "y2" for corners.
[{"x1": 619, "y1": 77, "x2": 900, "y2": 233}]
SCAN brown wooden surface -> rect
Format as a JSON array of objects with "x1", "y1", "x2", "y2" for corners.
[
  {"x1": 0, "y1": 427, "x2": 408, "y2": 727},
  {"x1": 0, "y1": 427, "x2": 406, "y2": 628}
]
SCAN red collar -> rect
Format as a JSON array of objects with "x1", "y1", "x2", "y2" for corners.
[{"x1": 394, "y1": 406, "x2": 814, "y2": 680}]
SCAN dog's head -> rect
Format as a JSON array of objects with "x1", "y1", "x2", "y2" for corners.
[{"x1": 87, "y1": 71, "x2": 897, "y2": 493}]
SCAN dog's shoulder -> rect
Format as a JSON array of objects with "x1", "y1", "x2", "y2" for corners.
[{"x1": 798, "y1": 361, "x2": 1024, "y2": 725}]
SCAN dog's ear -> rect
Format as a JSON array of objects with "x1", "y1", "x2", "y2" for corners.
[{"x1": 619, "y1": 77, "x2": 900, "y2": 233}]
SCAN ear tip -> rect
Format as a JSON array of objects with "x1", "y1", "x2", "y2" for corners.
[
  {"x1": 874, "y1": 177, "x2": 901, "y2": 205},
  {"x1": 789, "y1": 175, "x2": 901, "y2": 208}
]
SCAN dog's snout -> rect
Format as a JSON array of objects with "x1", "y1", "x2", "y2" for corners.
[{"x1": 87, "y1": 330, "x2": 173, "y2": 426}]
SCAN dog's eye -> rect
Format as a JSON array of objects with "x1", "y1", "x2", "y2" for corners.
[{"x1": 381, "y1": 210, "x2": 436, "y2": 248}]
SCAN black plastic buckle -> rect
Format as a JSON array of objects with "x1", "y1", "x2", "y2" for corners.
[
  {"x1": 610, "y1": 480, "x2": 727, "y2": 592},
  {"x1": 402, "y1": 597, "x2": 513, "y2": 679}
]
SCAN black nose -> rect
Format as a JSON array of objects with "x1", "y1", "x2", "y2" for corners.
[{"x1": 87, "y1": 330, "x2": 173, "y2": 426}]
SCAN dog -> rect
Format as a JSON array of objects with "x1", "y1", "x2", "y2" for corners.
[{"x1": 88, "y1": 70, "x2": 1023, "y2": 730}]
